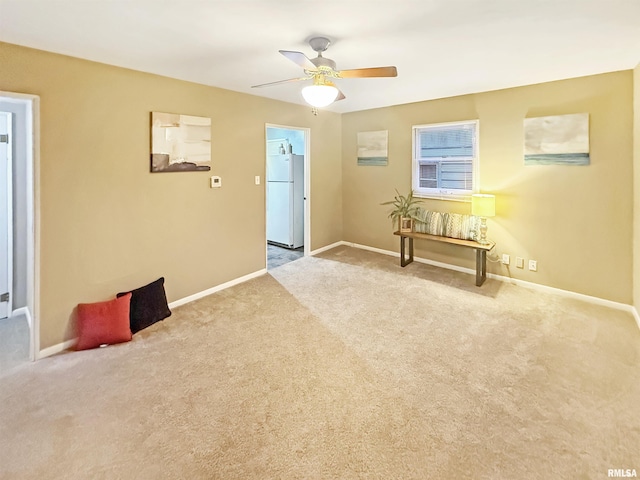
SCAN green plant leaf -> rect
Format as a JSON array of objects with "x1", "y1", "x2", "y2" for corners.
[{"x1": 381, "y1": 189, "x2": 423, "y2": 221}]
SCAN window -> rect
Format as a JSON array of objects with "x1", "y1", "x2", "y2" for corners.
[{"x1": 412, "y1": 120, "x2": 479, "y2": 200}]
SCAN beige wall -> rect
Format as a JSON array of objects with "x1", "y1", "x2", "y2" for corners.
[
  {"x1": 0, "y1": 40, "x2": 634, "y2": 349},
  {"x1": 0, "y1": 42, "x2": 342, "y2": 349},
  {"x1": 634, "y1": 64, "x2": 640, "y2": 312},
  {"x1": 342, "y1": 72, "x2": 634, "y2": 304}
]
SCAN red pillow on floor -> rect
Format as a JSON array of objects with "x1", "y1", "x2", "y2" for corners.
[{"x1": 76, "y1": 293, "x2": 133, "y2": 351}]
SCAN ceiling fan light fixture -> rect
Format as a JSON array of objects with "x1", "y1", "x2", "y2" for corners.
[{"x1": 301, "y1": 83, "x2": 339, "y2": 108}]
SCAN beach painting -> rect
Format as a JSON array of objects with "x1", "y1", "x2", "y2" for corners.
[
  {"x1": 524, "y1": 113, "x2": 590, "y2": 166},
  {"x1": 357, "y1": 130, "x2": 388, "y2": 166}
]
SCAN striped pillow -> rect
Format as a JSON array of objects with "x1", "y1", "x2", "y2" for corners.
[
  {"x1": 414, "y1": 208, "x2": 445, "y2": 236},
  {"x1": 443, "y1": 213, "x2": 480, "y2": 241}
]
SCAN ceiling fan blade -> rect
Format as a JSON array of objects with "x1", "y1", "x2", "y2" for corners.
[
  {"x1": 338, "y1": 66, "x2": 398, "y2": 78},
  {"x1": 251, "y1": 77, "x2": 309, "y2": 88},
  {"x1": 279, "y1": 50, "x2": 318, "y2": 71}
]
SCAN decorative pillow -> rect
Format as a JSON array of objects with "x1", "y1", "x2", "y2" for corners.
[
  {"x1": 76, "y1": 293, "x2": 132, "y2": 351},
  {"x1": 443, "y1": 213, "x2": 480, "y2": 241},
  {"x1": 117, "y1": 277, "x2": 171, "y2": 334},
  {"x1": 414, "y1": 208, "x2": 445, "y2": 236}
]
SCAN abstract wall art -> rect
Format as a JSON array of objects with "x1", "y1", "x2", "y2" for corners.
[{"x1": 150, "y1": 112, "x2": 211, "y2": 172}]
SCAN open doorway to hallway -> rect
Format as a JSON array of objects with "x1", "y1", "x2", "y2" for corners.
[
  {"x1": 0, "y1": 92, "x2": 38, "y2": 373},
  {"x1": 265, "y1": 125, "x2": 310, "y2": 270},
  {"x1": 0, "y1": 110, "x2": 28, "y2": 374}
]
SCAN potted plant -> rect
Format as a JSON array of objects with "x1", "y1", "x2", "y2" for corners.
[{"x1": 381, "y1": 189, "x2": 422, "y2": 233}]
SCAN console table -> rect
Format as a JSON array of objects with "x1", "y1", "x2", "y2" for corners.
[{"x1": 393, "y1": 231, "x2": 495, "y2": 286}]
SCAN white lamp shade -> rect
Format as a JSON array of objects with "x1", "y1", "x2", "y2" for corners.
[
  {"x1": 471, "y1": 194, "x2": 495, "y2": 217},
  {"x1": 301, "y1": 84, "x2": 339, "y2": 107}
]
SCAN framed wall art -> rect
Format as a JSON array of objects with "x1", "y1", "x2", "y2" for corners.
[
  {"x1": 150, "y1": 112, "x2": 211, "y2": 172},
  {"x1": 524, "y1": 113, "x2": 590, "y2": 166},
  {"x1": 357, "y1": 130, "x2": 388, "y2": 166}
]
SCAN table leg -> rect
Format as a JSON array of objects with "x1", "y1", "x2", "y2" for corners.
[
  {"x1": 400, "y1": 236, "x2": 414, "y2": 267},
  {"x1": 475, "y1": 249, "x2": 487, "y2": 286}
]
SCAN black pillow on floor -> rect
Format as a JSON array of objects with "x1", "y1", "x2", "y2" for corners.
[{"x1": 117, "y1": 277, "x2": 171, "y2": 334}]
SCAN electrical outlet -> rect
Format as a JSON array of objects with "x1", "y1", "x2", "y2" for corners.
[
  {"x1": 529, "y1": 260, "x2": 537, "y2": 272},
  {"x1": 502, "y1": 254, "x2": 510, "y2": 265},
  {"x1": 516, "y1": 257, "x2": 524, "y2": 269}
]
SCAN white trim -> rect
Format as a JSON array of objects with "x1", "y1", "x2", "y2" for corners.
[
  {"x1": 632, "y1": 306, "x2": 640, "y2": 331},
  {"x1": 32, "y1": 95, "x2": 41, "y2": 362},
  {"x1": 264, "y1": 124, "x2": 311, "y2": 264},
  {"x1": 489, "y1": 272, "x2": 634, "y2": 313},
  {"x1": 412, "y1": 119, "x2": 480, "y2": 200},
  {"x1": 37, "y1": 268, "x2": 268, "y2": 359},
  {"x1": 0, "y1": 111, "x2": 13, "y2": 320},
  {"x1": 345, "y1": 241, "x2": 476, "y2": 275},
  {"x1": 168, "y1": 268, "x2": 267, "y2": 309},
  {"x1": 310, "y1": 241, "x2": 346, "y2": 256},
  {"x1": 36, "y1": 242, "x2": 640, "y2": 360},
  {"x1": 11, "y1": 306, "x2": 31, "y2": 328},
  {"x1": 303, "y1": 129, "x2": 310, "y2": 258},
  {"x1": 38, "y1": 338, "x2": 76, "y2": 360},
  {"x1": 344, "y1": 241, "x2": 637, "y2": 318},
  {"x1": 343, "y1": 241, "x2": 397, "y2": 257},
  {"x1": 0, "y1": 91, "x2": 39, "y2": 362}
]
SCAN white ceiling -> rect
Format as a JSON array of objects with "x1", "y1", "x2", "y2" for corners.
[{"x1": 1, "y1": 0, "x2": 639, "y2": 113}]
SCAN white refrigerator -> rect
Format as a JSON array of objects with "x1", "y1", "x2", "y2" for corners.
[{"x1": 267, "y1": 154, "x2": 304, "y2": 248}]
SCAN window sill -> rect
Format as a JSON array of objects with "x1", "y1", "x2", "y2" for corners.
[{"x1": 414, "y1": 192, "x2": 472, "y2": 203}]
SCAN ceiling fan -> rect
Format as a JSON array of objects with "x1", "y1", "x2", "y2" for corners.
[{"x1": 251, "y1": 37, "x2": 397, "y2": 108}]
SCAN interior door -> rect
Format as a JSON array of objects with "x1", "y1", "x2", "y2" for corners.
[{"x1": 0, "y1": 112, "x2": 12, "y2": 319}]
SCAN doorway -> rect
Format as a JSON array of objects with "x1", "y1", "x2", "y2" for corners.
[
  {"x1": 265, "y1": 125, "x2": 310, "y2": 270},
  {"x1": 0, "y1": 111, "x2": 12, "y2": 321},
  {"x1": 0, "y1": 92, "x2": 39, "y2": 371}
]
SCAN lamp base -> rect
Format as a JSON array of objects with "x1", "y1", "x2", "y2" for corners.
[{"x1": 478, "y1": 217, "x2": 489, "y2": 245}]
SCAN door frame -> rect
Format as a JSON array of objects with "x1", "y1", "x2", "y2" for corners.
[
  {"x1": 264, "y1": 124, "x2": 311, "y2": 264},
  {"x1": 0, "y1": 111, "x2": 13, "y2": 319},
  {"x1": 0, "y1": 91, "x2": 40, "y2": 361}
]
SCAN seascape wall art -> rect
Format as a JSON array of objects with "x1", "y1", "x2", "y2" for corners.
[
  {"x1": 357, "y1": 130, "x2": 388, "y2": 166},
  {"x1": 524, "y1": 113, "x2": 590, "y2": 166}
]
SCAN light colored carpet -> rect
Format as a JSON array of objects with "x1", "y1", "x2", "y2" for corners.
[{"x1": 1, "y1": 246, "x2": 639, "y2": 479}]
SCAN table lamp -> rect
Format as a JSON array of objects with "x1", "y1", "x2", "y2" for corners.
[{"x1": 471, "y1": 194, "x2": 495, "y2": 245}]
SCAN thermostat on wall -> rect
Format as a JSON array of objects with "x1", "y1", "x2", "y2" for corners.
[{"x1": 210, "y1": 176, "x2": 221, "y2": 188}]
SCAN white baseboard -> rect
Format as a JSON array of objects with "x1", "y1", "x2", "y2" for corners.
[
  {"x1": 344, "y1": 241, "x2": 397, "y2": 258},
  {"x1": 38, "y1": 268, "x2": 268, "y2": 360},
  {"x1": 38, "y1": 338, "x2": 76, "y2": 360},
  {"x1": 169, "y1": 268, "x2": 267, "y2": 309},
  {"x1": 632, "y1": 307, "x2": 640, "y2": 331},
  {"x1": 12, "y1": 306, "x2": 36, "y2": 362},
  {"x1": 310, "y1": 241, "x2": 346, "y2": 256},
  {"x1": 37, "y1": 243, "x2": 640, "y2": 359},
  {"x1": 345, "y1": 241, "x2": 476, "y2": 276},
  {"x1": 344, "y1": 241, "x2": 637, "y2": 319},
  {"x1": 488, "y1": 272, "x2": 634, "y2": 313},
  {"x1": 11, "y1": 306, "x2": 32, "y2": 329}
]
